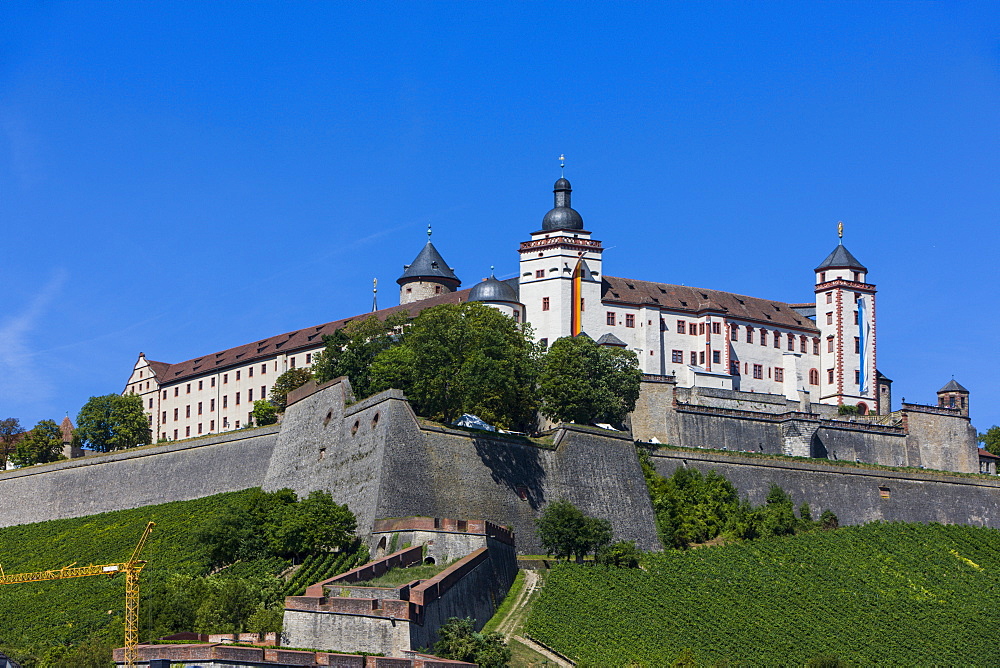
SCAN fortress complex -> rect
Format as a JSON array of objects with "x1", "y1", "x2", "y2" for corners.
[{"x1": 123, "y1": 174, "x2": 978, "y2": 473}]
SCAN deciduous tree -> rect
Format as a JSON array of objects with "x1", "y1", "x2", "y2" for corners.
[
  {"x1": 0, "y1": 417, "x2": 25, "y2": 468},
  {"x1": 538, "y1": 335, "x2": 642, "y2": 427},
  {"x1": 369, "y1": 302, "x2": 541, "y2": 429},
  {"x1": 312, "y1": 312, "x2": 408, "y2": 398},
  {"x1": 10, "y1": 419, "x2": 65, "y2": 467},
  {"x1": 979, "y1": 426, "x2": 1000, "y2": 456},
  {"x1": 250, "y1": 400, "x2": 278, "y2": 426},
  {"x1": 536, "y1": 498, "x2": 613, "y2": 561},
  {"x1": 269, "y1": 368, "x2": 314, "y2": 411},
  {"x1": 76, "y1": 394, "x2": 150, "y2": 452},
  {"x1": 433, "y1": 617, "x2": 510, "y2": 668}
]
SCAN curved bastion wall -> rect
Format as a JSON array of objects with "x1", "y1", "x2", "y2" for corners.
[{"x1": 0, "y1": 378, "x2": 996, "y2": 547}]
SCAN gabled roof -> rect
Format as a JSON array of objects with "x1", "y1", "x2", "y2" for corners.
[
  {"x1": 816, "y1": 244, "x2": 867, "y2": 272},
  {"x1": 397, "y1": 242, "x2": 460, "y2": 285},
  {"x1": 602, "y1": 276, "x2": 819, "y2": 333},
  {"x1": 149, "y1": 288, "x2": 472, "y2": 385},
  {"x1": 145, "y1": 360, "x2": 171, "y2": 379},
  {"x1": 939, "y1": 379, "x2": 969, "y2": 393}
]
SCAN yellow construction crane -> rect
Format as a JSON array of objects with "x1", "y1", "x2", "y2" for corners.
[{"x1": 0, "y1": 521, "x2": 154, "y2": 668}]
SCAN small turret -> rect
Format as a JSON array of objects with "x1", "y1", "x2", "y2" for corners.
[
  {"x1": 541, "y1": 178, "x2": 585, "y2": 231},
  {"x1": 397, "y1": 226, "x2": 461, "y2": 305},
  {"x1": 937, "y1": 379, "x2": 969, "y2": 417}
]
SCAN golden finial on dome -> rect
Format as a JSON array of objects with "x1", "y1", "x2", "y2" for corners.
[{"x1": 838, "y1": 220, "x2": 844, "y2": 241}]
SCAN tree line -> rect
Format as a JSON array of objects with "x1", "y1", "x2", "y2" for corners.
[
  {"x1": 268, "y1": 302, "x2": 641, "y2": 432},
  {"x1": 1, "y1": 302, "x2": 642, "y2": 467}
]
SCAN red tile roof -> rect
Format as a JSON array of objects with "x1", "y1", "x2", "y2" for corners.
[
  {"x1": 150, "y1": 288, "x2": 472, "y2": 385},
  {"x1": 602, "y1": 276, "x2": 820, "y2": 333}
]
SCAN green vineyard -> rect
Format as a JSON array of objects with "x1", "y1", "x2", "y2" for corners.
[
  {"x1": 525, "y1": 523, "x2": 1000, "y2": 666},
  {"x1": 282, "y1": 541, "x2": 369, "y2": 596}
]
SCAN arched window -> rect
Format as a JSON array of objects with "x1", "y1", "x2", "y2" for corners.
[{"x1": 809, "y1": 369, "x2": 819, "y2": 385}]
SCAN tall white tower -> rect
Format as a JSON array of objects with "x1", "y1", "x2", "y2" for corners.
[
  {"x1": 518, "y1": 177, "x2": 604, "y2": 346},
  {"x1": 814, "y1": 225, "x2": 878, "y2": 413}
]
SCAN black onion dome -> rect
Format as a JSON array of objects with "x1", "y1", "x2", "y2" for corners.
[
  {"x1": 542, "y1": 177, "x2": 584, "y2": 231},
  {"x1": 397, "y1": 241, "x2": 460, "y2": 285},
  {"x1": 469, "y1": 275, "x2": 519, "y2": 303}
]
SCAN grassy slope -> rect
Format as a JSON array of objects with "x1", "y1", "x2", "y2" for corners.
[
  {"x1": 525, "y1": 523, "x2": 1000, "y2": 666},
  {"x1": 0, "y1": 490, "x2": 253, "y2": 657}
]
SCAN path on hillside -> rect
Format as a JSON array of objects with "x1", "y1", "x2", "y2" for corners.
[{"x1": 495, "y1": 569, "x2": 575, "y2": 667}]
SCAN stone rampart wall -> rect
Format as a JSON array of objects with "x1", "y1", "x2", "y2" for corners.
[
  {"x1": 649, "y1": 449, "x2": 1000, "y2": 528},
  {"x1": 0, "y1": 425, "x2": 279, "y2": 528}
]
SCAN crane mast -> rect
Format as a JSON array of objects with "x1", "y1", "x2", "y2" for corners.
[{"x1": 0, "y1": 521, "x2": 155, "y2": 668}]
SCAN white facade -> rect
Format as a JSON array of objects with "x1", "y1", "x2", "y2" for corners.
[{"x1": 126, "y1": 177, "x2": 881, "y2": 441}]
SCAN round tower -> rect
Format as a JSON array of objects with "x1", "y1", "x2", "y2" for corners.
[
  {"x1": 937, "y1": 379, "x2": 970, "y2": 417},
  {"x1": 468, "y1": 271, "x2": 524, "y2": 322},
  {"x1": 397, "y1": 227, "x2": 461, "y2": 305}
]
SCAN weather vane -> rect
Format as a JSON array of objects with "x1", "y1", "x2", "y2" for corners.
[
  {"x1": 427, "y1": 223, "x2": 432, "y2": 240},
  {"x1": 838, "y1": 220, "x2": 844, "y2": 241},
  {"x1": 372, "y1": 278, "x2": 378, "y2": 312},
  {"x1": 559, "y1": 154, "x2": 565, "y2": 178}
]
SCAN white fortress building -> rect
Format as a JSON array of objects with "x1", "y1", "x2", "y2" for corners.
[{"x1": 126, "y1": 174, "x2": 916, "y2": 443}]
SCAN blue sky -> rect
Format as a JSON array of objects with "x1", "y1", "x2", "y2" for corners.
[{"x1": 2, "y1": 2, "x2": 998, "y2": 433}]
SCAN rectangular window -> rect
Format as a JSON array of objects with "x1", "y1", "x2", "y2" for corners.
[
  {"x1": 513, "y1": 310, "x2": 520, "y2": 323},
  {"x1": 198, "y1": 402, "x2": 203, "y2": 415},
  {"x1": 174, "y1": 387, "x2": 179, "y2": 397},
  {"x1": 761, "y1": 330, "x2": 767, "y2": 346},
  {"x1": 211, "y1": 377, "x2": 216, "y2": 387},
  {"x1": 712, "y1": 350, "x2": 721, "y2": 364},
  {"x1": 854, "y1": 311, "x2": 859, "y2": 325},
  {"x1": 746, "y1": 327, "x2": 753, "y2": 344},
  {"x1": 774, "y1": 332, "x2": 780, "y2": 348},
  {"x1": 162, "y1": 390, "x2": 167, "y2": 399},
  {"x1": 235, "y1": 420, "x2": 241, "y2": 428},
  {"x1": 261, "y1": 364, "x2": 267, "y2": 374},
  {"x1": 542, "y1": 297, "x2": 550, "y2": 311},
  {"x1": 800, "y1": 336, "x2": 807, "y2": 353},
  {"x1": 186, "y1": 383, "x2": 191, "y2": 394},
  {"x1": 535, "y1": 269, "x2": 545, "y2": 278},
  {"x1": 185, "y1": 426, "x2": 190, "y2": 437},
  {"x1": 730, "y1": 361, "x2": 740, "y2": 375},
  {"x1": 826, "y1": 291, "x2": 833, "y2": 304},
  {"x1": 826, "y1": 312, "x2": 833, "y2": 325},
  {"x1": 607, "y1": 311, "x2": 616, "y2": 325},
  {"x1": 223, "y1": 374, "x2": 228, "y2": 384},
  {"x1": 753, "y1": 364, "x2": 763, "y2": 379},
  {"x1": 855, "y1": 370, "x2": 860, "y2": 384},
  {"x1": 625, "y1": 314, "x2": 635, "y2": 328},
  {"x1": 236, "y1": 392, "x2": 241, "y2": 405},
  {"x1": 148, "y1": 398, "x2": 153, "y2": 409},
  {"x1": 828, "y1": 369, "x2": 835, "y2": 384},
  {"x1": 712, "y1": 322, "x2": 721, "y2": 335},
  {"x1": 730, "y1": 325, "x2": 738, "y2": 341},
  {"x1": 210, "y1": 420, "x2": 215, "y2": 431},
  {"x1": 690, "y1": 351, "x2": 697, "y2": 365},
  {"x1": 261, "y1": 386, "x2": 266, "y2": 399},
  {"x1": 198, "y1": 380, "x2": 203, "y2": 390},
  {"x1": 173, "y1": 408, "x2": 178, "y2": 420},
  {"x1": 787, "y1": 334, "x2": 794, "y2": 351},
  {"x1": 690, "y1": 322, "x2": 698, "y2": 336},
  {"x1": 699, "y1": 351, "x2": 705, "y2": 365},
  {"x1": 855, "y1": 337, "x2": 860, "y2": 354},
  {"x1": 672, "y1": 350, "x2": 683, "y2": 363},
  {"x1": 290, "y1": 358, "x2": 296, "y2": 368},
  {"x1": 698, "y1": 323, "x2": 705, "y2": 335},
  {"x1": 827, "y1": 337, "x2": 835, "y2": 353},
  {"x1": 162, "y1": 432, "x2": 167, "y2": 440},
  {"x1": 306, "y1": 353, "x2": 312, "y2": 364},
  {"x1": 162, "y1": 411, "x2": 167, "y2": 422},
  {"x1": 677, "y1": 320, "x2": 686, "y2": 334},
  {"x1": 813, "y1": 339, "x2": 820, "y2": 355},
  {"x1": 210, "y1": 398, "x2": 216, "y2": 411},
  {"x1": 185, "y1": 405, "x2": 191, "y2": 418},
  {"x1": 198, "y1": 423, "x2": 203, "y2": 434},
  {"x1": 249, "y1": 367, "x2": 254, "y2": 378},
  {"x1": 173, "y1": 429, "x2": 178, "y2": 440},
  {"x1": 248, "y1": 388, "x2": 254, "y2": 402},
  {"x1": 580, "y1": 298, "x2": 585, "y2": 311},
  {"x1": 223, "y1": 396, "x2": 228, "y2": 409},
  {"x1": 775, "y1": 368, "x2": 784, "y2": 382}
]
